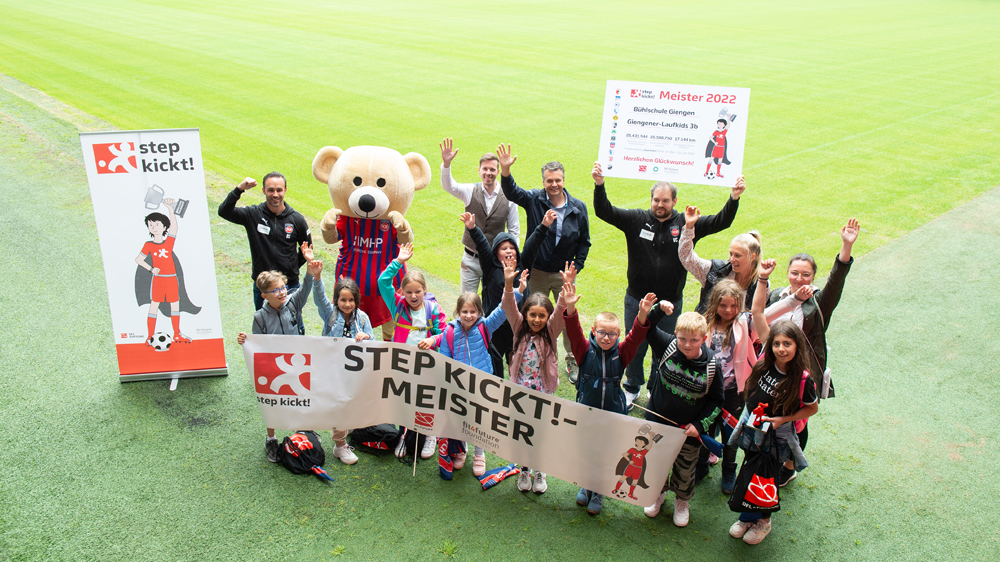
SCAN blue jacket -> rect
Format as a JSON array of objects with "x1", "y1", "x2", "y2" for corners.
[
  {"x1": 433, "y1": 306, "x2": 507, "y2": 374},
  {"x1": 577, "y1": 335, "x2": 628, "y2": 414},
  {"x1": 501, "y1": 173, "x2": 590, "y2": 273},
  {"x1": 313, "y1": 278, "x2": 375, "y2": 339}
]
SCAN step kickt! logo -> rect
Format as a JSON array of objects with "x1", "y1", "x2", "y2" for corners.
[
  {"x1": 254, "y1": 353, "x2": 311, "y2": 396},
  {"x1": 93, "y1": 142, "x2": 138, "y2": 174}
]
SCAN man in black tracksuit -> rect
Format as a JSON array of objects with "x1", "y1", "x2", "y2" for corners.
[
  {"x1": 591, "y1": 163, "x2": 743, "y2": 406},
  {"x1": 218, "y1": 172, "x2": 312, "y2": 332}
]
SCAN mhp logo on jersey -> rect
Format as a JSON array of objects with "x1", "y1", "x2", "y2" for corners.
[
  {"x1": 253, "y1": 353, "x2": 311, "y2": 396},
  {"x1": 93, "y1": 142, "x2": 138, "y2": 174},
  {"x1": 415, "y1": 411, "x2": 435, "y2": 430}
]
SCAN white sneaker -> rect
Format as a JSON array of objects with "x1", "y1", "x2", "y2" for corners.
[
  {"x1": 532, "y1": 471, "x2": 547, "y2": 494},
  {"x1": 729, "y1": 519, "x2": 754, "y2": 539},
  {"x1": 644, "y1": 492, "x2": 666, "y2": 518},
  {"x1": 420, "y1": 436, "x2": 437, "y2": 459},
  {"x1": 743, "y1": 519, "x2": 772, "y2": 545},
  {"x1": 517, "y1": 468, "x2": 532, "y2": 492},
  {"x1": 624, "y1": 390, "x2": 638, "y2": 410},
  {"x1": 672, "y1": 499, "x2": 690, "y2": 527},
  {"x1": 333, "y1": 444, "x2": 358, "y2": 465}
]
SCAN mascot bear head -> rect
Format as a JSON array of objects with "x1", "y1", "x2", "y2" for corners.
[{"x1": 313, "y1": 145, "x2": 431, "y2": 221}]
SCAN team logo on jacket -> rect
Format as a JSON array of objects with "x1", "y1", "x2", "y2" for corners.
[
  {"x1": 254, "y1": 353, "x2": 311, "y2": 396},
  {"x1": 92, "y1": 142, "x2": 137, "y2": 174},
  {"x1": 671, "y1": 227, "x2": 680, "y2": 237},
  {"x1": 415, "y1": 411, "x2": 435, "y2": 430},
  {"x1": 285, "y1": 224, "x2": 294, "y2": 234}
]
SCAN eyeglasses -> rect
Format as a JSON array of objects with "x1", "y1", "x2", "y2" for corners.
[
  {"x1": 595, "y1": 330, "x2": 619, "y2": 340},
  {"x1": 263, "y1": 285, "x2": 288, "y2": 296}
]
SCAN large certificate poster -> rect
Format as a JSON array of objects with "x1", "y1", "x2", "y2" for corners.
[
  {"x1": 598, "y1": 80, "x2": 750, "y2": 187},
  {"x1": 80, "y1": 129, "x2": 227, "y2": 381}
]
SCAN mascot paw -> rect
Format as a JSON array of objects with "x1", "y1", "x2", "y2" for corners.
[{"x1": 321, "y1": 208, "x2": 342, "y2": 244}]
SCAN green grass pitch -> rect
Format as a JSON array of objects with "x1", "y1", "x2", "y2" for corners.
[{"x1": 1, "y1": 0, "x2": 999, "y2": 560}]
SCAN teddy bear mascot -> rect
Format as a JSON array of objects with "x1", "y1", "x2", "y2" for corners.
[{"x1": 313, "y1": 145, "x2": 431, "y2": 340}]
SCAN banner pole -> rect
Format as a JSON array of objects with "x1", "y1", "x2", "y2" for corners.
[
  {"x1": 412, "y1": 436, "x2": 418, "y2": 477},
  {"x1": 630, "y1": 403, "x2": 677, "y2": 426}
]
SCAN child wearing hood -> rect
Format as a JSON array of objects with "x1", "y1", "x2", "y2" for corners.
[{"x1": 464, "y1": 211, "x2": 543, "y2": 376}]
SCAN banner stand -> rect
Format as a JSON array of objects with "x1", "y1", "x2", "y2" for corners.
[
  {"x1": 80, "y1": 128, "x2": 229, "y2": 383},
  {"x1": 120, "y1": 366, "x2": 228, "y2": 383}
]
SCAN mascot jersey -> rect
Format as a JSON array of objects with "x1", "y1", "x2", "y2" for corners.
[
  {"x1": 710, "y1": 130, "x2": 727, "y2": 158},
  {"x1": 336, "y1": 216, "x2": 404, "y2": 323}
]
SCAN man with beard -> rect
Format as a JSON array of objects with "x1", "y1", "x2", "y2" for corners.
[{"x1": 592, "y1": 162, "x2": 745, "y2": 407}]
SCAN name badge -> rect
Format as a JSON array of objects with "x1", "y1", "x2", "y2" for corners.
[
  {"x1": 639, "y1": 229, "x2": 654, "y2": 241},
  {"x1": 257, "y1": 224, "x2": 271, "y2": 235}
]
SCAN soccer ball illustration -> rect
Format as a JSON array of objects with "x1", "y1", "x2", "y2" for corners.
[
  {"x1": 148, "y1": 332, "x2": 172, "y2": 352},
  {"x1": 705, "y1": 170, "x2": 716, "y2": 180}
]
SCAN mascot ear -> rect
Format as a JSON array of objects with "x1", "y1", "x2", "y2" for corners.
[
  {"x1": 312, "y1": 146, "x2": 344, "y2": 184},
  {"x1": 403, "y1": 152, "x2": 431, "y2": 191}
]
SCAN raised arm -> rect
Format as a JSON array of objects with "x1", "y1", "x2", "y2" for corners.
[
  {"x1": 692, "y1": 175, "x2": 743, "y2": 240},
  {"x1": 521, "y1": 210, "x2": 556, "y2": 268},
  {"x1": 218, "y1": 177, "x2": 256, "y2": 223},
  {"x1": 497, "y1": 143, "x2": 531, "y2": 207},
  {"x1": 592, "y1": 162, "x2": 631, "y2": 230},
  {"x1": 312, "y1": 272, "x2": 336, "y2": 326},
  {"x1": 678, "y1": 206, "x2": 712, "y2": 284},
  {"x1": 561, "y1": 282, "x2": 590, "y2": 369},
  {"x1": 440, "y1": 138, "x2": 475, "y2": 205},
  {"x1": 815, "y1": 218, "x2": 859, "y2": 325},
  {"x1": 164, "y1": 198, "x2": 178, "y2": 236}
]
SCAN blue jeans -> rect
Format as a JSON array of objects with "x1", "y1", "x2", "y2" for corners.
[
  {"x1": 623, "y1": 292, "x2": 682, "y2": 394},
  {"x1": 253, "y1": 281, "x2": 304, "y2": 335}
]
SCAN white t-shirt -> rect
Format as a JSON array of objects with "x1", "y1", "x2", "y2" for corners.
[{"x1": 405, "y1": 306, "x2": 428, "y2": 346}]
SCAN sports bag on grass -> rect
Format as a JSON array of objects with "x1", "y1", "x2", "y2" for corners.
[
  {"x1": 279, "y1": 431, "x2": 334, "y2": 482},
  {"x1": 728, "y1": 429, "x2": 780, "y2": 513},
  {"x1": 349, "y1": 424, "x2": 403, "y2": 455}
]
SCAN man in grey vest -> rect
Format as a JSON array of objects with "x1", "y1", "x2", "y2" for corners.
[{"x1": 440, "y1": 137, "x2": 520, "y2": 292}]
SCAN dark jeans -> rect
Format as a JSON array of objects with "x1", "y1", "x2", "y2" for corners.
[
  {"x1": 253, "y1": 280, "x2": 304, "y2": 335},
  {"x1": 623, "y1": 291, "x2": 682, "y2": 394}
]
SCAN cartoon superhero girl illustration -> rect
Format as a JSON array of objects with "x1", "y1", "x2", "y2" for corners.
[
  {"x1": 613, "y1": 424, "x2": 662, "y2": 500},
  {"x1": 134, "y1": 198, "x2": 200, "y2": 345}
]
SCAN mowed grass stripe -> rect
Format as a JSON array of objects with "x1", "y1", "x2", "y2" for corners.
[{"x1": 1, "y1": 0, "x2": 999, "y2": 316}]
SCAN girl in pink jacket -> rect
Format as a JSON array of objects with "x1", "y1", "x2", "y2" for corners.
[{"x1": 500, "y1": 254, "x2": 567, "y2": 496}]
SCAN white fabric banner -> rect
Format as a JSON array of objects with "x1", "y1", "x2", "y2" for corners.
[
  {"x1": 243, "y1": 335, "x2": 687, "y2": 506},
  {"x1": 80, "y1": 129, "x2": 227, "y2": 381},
  {"x1": 598, "y1": 80, "x2": 751, "y2": 187}
]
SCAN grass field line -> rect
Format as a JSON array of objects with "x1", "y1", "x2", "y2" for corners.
[{"x1": 745, "y1": 90, "x2": 1000, "y2": 171}]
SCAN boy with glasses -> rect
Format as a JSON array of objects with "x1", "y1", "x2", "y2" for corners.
[
  {"x1": 237, "y1": 250, "x2": 318, "y2": 462},
  {"x1": 560, "y1": 283, "x2": 662, "y2": 515}
]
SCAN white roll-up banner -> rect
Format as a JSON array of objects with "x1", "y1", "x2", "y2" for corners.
[{"x1": 80, "y1": 129, "x2": 227, "y2": 381}]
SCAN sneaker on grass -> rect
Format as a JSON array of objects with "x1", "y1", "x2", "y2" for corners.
[
  {"x1": 472, "y1": 452, "x2": 486, "y2": 476},
  {"x1": 333, "y1": 444, "x2": 358, "y2": 465},
  {"x1": 643, "y1": 492, "x2": 666, "y2": 518},
  {"x1": 742, "y1": 519, "x2": 772, "y2": 545},
  {"x1": 778, "y1": 465, "x2": 797, "y2": 487},
  {"x1": 532, "y1": 471, "x2": 547, "y2": 494},
  {"x1": 729, "y1": 519, "x2": 754, "y2": 539},
  {"x1": 566, "y1": 356, "x2": 578, "y2": 384},
  {"x1": 420, "y1": 436, "x2": 437, "y2": 459},
  {"x1": 265, "y1": 437, "x2": 279, "y2": 463},
  {"x1": 453, "y1": 450, "x2": 467, "y2": 470},
  {"x1": 587, "y1": 493, "x2": 603, "y2": 515},
  {"x1": 517, "y1": 468, "x2": 532, "y2": 492},
  {"x1": 624, "y1": 390, "x2": 638, "y2": 411},
  {"x1": 672, "y1": 499, "x2": 689, "y2": 527},
  {"x1": 576, "y1": 488, "x2": 591, "y2": 506}
]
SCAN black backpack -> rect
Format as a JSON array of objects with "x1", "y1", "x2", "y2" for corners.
[
  {"x1": 278, "y1": 431, "x2": 333, "y2": 481},
  {"x1": 349, "y1": 424, "x2": 403, "y2": 456}
]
